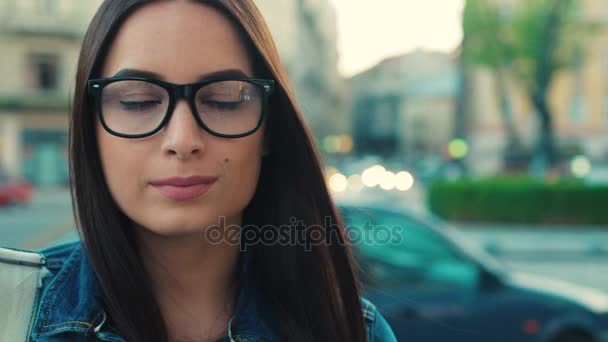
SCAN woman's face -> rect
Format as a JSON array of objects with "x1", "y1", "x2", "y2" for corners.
[{"x1": 97, "y1": 1, "x2": 266, "y2": 238}]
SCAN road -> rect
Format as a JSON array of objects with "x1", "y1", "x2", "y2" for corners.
[
  {"x1": 0, "y1": 187, "x2": 76, "y2": 250},
  {"x1": 455, "y1": 225, "x2": 608, "y2": 293}
]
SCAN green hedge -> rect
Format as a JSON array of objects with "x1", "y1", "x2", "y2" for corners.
[{"x1": 428, "y1": 177, "x2": 608, "y2": 224}]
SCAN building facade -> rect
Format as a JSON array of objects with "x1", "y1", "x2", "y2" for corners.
[
  {"x1": 348, "y1": 50, "x2": 458, "y2": 166},
  {"x1": 255, "y1": 0, "x2": 347, "y2": 143},
  {"x1": 0, "y1": 0, "x2": 101, "y2": 186}
]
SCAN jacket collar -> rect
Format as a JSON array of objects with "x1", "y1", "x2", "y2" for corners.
[
  {"x1": 32, "y1": 242, "x2": 277, "y2": 341},
  {"x1": 33, "y1": 242, "x2": 102, "y2": 339}
]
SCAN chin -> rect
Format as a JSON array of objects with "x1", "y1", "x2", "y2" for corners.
[
  {"x1": 133, "y1": 214, "x2": 213, "y2": 237},
  {"x1": 140, "y1": 223, "x2": 208, "y2": 239}
]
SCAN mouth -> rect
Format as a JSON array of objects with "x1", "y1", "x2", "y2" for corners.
[{"x1": 149, "y1": 176, "x2": 218, "y2": 201}]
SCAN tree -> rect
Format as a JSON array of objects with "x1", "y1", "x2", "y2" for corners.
[
  {"x1": 462, "y1": 0, "x2": 523, "y2": 158},
  {"x1": 463, "y1": 0, "x2": 591, "y2": 175},
  {"x1": 509, "y1": 0, "x2": 587, "y2": 173}
]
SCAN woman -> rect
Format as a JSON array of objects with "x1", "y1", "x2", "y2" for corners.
[{"x1": 6, "y1": 0, "x2": 397, "y2": 341}]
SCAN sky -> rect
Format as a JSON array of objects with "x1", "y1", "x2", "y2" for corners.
[{"x1": 329, "y1": 0, "x2": 465, "y2": 77}]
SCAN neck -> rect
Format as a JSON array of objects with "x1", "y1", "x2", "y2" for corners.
[{"x1": 135, "y1": 219, "x2": 243, "y2": 341}]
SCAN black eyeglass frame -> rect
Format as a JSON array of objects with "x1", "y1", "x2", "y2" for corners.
[{"x1": 87, "y1": 76, "x2": 275, "y2": 139}]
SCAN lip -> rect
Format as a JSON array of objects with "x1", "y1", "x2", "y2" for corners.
[{"x1": 149, "y1": 176, "x2": 217, "y2": 201}]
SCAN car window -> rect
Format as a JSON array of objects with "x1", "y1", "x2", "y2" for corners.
[{"x1": 342, "y1": 207, "x2": 480, "y2": 290}]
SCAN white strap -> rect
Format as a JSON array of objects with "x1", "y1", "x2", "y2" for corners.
[{"x1": 0, "y1": 247, "x2": 49, "y2": 342}]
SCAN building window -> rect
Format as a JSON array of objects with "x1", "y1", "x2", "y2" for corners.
[{"x1": 29, "y1": 54, "x2": 60, "y2": 91}]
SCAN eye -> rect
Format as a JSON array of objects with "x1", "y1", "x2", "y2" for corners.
[
  {"x1": 119, "y1": 100, "x2": 162, "y2": 111},
  {"x1": 200, "y1": 100, "x2": 242, "y2": 110}
]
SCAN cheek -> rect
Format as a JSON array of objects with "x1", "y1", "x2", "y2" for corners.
[
  {"x1": 97, "y1": 124, "x2": 147, "y2": 211},
  {"x1": 218, "y1": 136, "x2": 264, "y2": 210}
]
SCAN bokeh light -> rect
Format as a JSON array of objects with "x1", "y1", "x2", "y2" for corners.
[
  {"x1": 328, "y1": 173, "x2": 348, "y2": 193},
  {"x1": 395, "y1": 171, "x2": 415, "y2": 191},
  {"x1": 570, "y1": 155, "x2": 592, "y2": 178},
  {"x1": 362, "y1": 165, "x2": 386, "y2": 187},
  {"x1": 379, "y1": 171, "x2": 396, "y2": 190},
  {"x1": 347, "y1": 174, "x2": 364, "y2": 192},
  {"x1": 448, "y1": 139, "x2": 469, "y2": 160}
]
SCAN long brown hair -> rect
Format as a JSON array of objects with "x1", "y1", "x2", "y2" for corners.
[{"x1": 69, "y1": 0, "x2": 366, "y2": 341}]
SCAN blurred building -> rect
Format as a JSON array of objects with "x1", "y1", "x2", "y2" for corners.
[
  {"x1": 256, "y1": 0, "x2": 348, "y2": 143},
  {"x1": 0, "y1": 0, "x2": 101, "y2": 186},
  {"x1": 467, "y1": 0, "x2": 608, "y2": 175},
  {"x1": 348, "y1": 49, "x2": 458, "y2": 165}
]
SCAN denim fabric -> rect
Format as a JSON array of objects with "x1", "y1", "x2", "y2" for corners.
[{"x1": 25, "y1": 241, "x2": 396, "y2": 342}]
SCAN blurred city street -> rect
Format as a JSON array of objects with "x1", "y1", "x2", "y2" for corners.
[
  {"x1": 335, "y1": 185, "x2": 608, "y2": 293},
  {"x1": 0, "y1": 188, "x2": 75, "y2": 250},
  {"x1": 1, "y1": 0, "x2": 608, "y2": 339},
  {"x1": 456, "y1": 225, "x2": 608, "y2": 293},
  {"x1": 1, "y1": 186, "x2": 605, "y2": 295}
]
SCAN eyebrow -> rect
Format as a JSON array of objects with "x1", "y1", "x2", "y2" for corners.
[{"x1": 112, "y1": 68, "x2": 250, "y2": 81}]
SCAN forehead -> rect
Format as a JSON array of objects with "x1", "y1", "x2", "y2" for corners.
[{"x1": 100, "y1": 1, "x2": 254, "y2": 82}]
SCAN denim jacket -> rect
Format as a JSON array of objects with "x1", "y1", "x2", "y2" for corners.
[{"x1": 20, "y1": 241, "x2": 397, "y2": 342}]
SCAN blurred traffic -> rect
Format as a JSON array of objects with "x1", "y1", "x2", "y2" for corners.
[
  {"x1": 338, "y1": 202, "x2": 608, "y2": 342},
  {"x1": 0, "y1": 167, "x2": 33, "y2": 207}
]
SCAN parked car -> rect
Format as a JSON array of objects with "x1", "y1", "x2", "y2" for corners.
[
  {"x1": 0, "y1": 170, "x2": 33, "y2": 207},
  {"x1": 338, "y1": 203, "x2": 608, "y2": 342}
]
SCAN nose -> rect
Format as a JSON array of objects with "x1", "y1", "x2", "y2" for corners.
[{"x1": 161, "y1": 100, "x2": 206, "y2": 160}]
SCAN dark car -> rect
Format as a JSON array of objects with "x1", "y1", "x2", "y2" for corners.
[
  {"x1": 338, "y1": 204, "x2": 608, "y2": 342},
  {"x1": 0, "y1": 170, "x2": 33, "y2": 207}
]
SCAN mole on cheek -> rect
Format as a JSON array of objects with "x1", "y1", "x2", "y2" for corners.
[{"x1": 224, "y1": 158, "x2": 230, "y2": 163}]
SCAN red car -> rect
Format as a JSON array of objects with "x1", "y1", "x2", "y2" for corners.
[{"x1": 0, "y1": 171, "x2": 33, "y2": 206}]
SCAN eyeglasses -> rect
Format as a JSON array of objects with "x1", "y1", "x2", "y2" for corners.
[{"x1": 87, "y1": 76, "x2": 275, "y2": 139}]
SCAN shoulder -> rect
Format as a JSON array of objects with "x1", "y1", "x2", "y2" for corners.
[
  {"x1": 37, "y1": 240, "x2": 81, "y2": 260},
  {"x1": 0, "y1": 240, "x2": 84, "y2": 296},
  {"x1": 361, "y1": 297, "x2": 398, "y2": 342},
  {"x1": 0, "y1": 240, "x2": 81, "y2": 266},
  {"x1": 34, "y1": 240, "x2": 89, "y2": 292},
  {"x1": 0, "y1": 240, "x2": 83, "y2": 286},
  {"x1": 35, "y1": 240, "x2": 83, "y2": 271}
]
